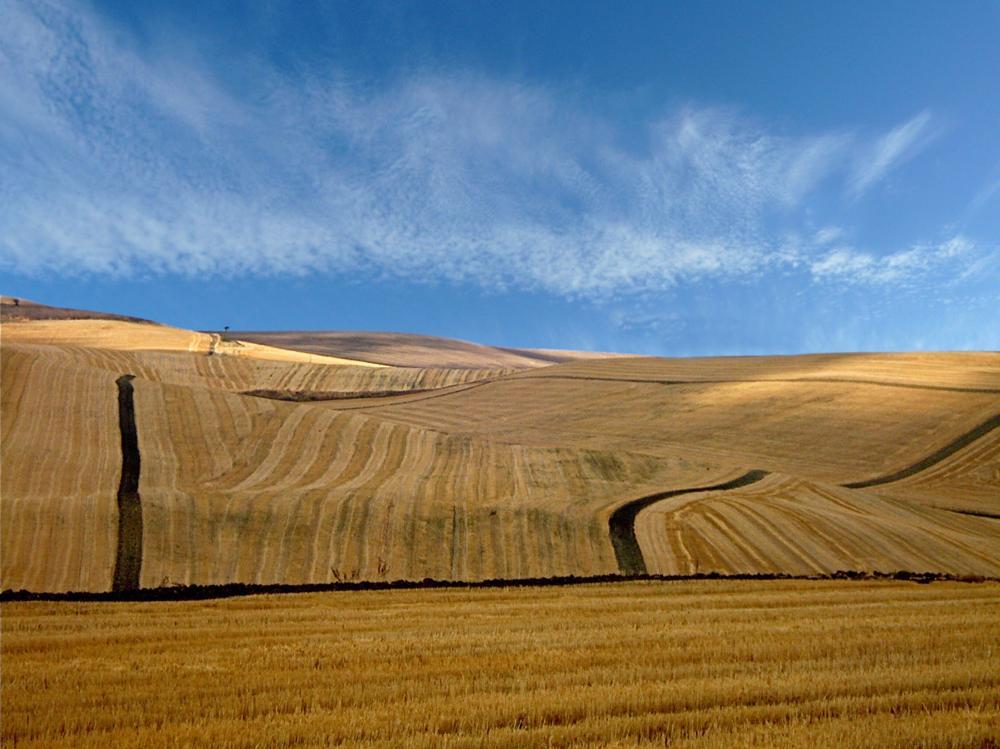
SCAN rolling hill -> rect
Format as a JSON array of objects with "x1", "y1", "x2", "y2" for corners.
[
  {"x1": 226, "y1": 330, "x2": 623, "y2": 369},
  {"x1": 1, "y1": 295, "x2": 154, "y2": 324},
  {"x1": 1, "y1": 301, "x2": 998, "y2": 593}
]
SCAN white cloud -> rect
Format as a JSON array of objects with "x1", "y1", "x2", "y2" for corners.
[
  {"x1": 938, "y1": 235, "x2": 973, "y2": 258},
  {"x1": 810, "y1": 248, "x2": 876, "y2": 279},
  {"x1": 813, "y1": 226, "x2": 844, "y2": 245},
  {"x1": 810, "y1": 235, "x2": 977, "y2": 285},
  {"x1": 849, "y1": 111, "x2": 936, "y2": 197},
  {"x1": 0, "y1": 1, "x2": 981, "y2": 298},
  {"x1": 963, "y1": 172, "x2": 1000, "y2": 222}
]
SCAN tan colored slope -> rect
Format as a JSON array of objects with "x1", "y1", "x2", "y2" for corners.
[
  {"x1": 0, "y1": 346, "x2": 118, "y2": 592},
  {"x1": 2, "y1": 320, "x2": 517, "y2": 395},
  {"x1": 1, "y1": 295, "x2": 154, "y2": 324},
  {"x1": 228, "y1": 330, "x2": 625, "y2": 369},
  {"x1": 129, "y1": 377, "x2": 725, "y2": 588},
  {"x1": 2, "y1": 319, "x2": 213, "y2": 353},
  {"x1": 211, "y1": 338, "x2": 383, "y2": 368},
  {"x1": 635, "y1": 473, "x2": 1000, "y2": 577},
  {"x1": 2, "y1": 317, "x2": 998, "y2": 592},
  {"x1": 1, "y1": 299, "x2": 625, "y2": 368},
  {"x1": 2, "y1": 339, "x2": 507, "y2": 397},
  {"x1": 1, "y1": 320, "x2": 381, "y2": 368},
  {"x1": 513, "y1": 351, "x2": 1000, "y2": 391},
  {"x1": 859, "y1": 428, "x2": 1000, "y2": 517},
  {"x1": 341, "y1": 367, "x2": 1000, "y2": 483}
]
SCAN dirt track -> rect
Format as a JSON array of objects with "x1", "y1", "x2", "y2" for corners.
[
  {"x1": 843, "y1": 412, "x2": 1000, "y2": 489},
  {"x1": 608, "y1": 470, "x2": 770, "y2": 575},
  {"x1": 111, "y1": 375, "x2": 142, "y2": 592}
]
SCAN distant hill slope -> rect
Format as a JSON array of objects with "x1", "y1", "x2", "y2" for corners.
[
  {"x1": 1, "y1": 296, "x2": 154, "y2": 324},
  {"x1": 226, "y1": 330, "x2": 625, "y2": 369},
  {"x1": 1, "y1": 297, "x2": 620, "y2": 369}
]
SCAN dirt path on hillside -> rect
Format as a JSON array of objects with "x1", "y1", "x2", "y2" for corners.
[
  {"x1": 111, "y1": 375, "x2": 143, "y2": 592},
  {"x1": 843, "y1": 413, "x2": 1000, "y2": 489},
  {"x1": 609, "y1": 470, "x2": 770, "y2": 575}
]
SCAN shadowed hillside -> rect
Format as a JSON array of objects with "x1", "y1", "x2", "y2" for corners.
[
  {"x1": 1, "y1": 296, "x2": 154, "y2": 324},
  {"x1": 226, "y1": 330, "x2": 625, "y2": 369}
]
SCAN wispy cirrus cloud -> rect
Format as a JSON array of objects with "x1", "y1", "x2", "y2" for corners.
[
  {"x1": 848, "y1": 110, "x2": 937, "y2": 197},
  {"x1": 810, "y1": 235, "x2": 975, "y2": 285},
  {"x1": 0, "y1": 1, "x2": 980, "y2": 298}
]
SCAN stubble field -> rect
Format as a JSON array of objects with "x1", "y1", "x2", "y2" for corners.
[
  {"x1": 3, "y1": 579, "x2": 999, "y2": 749},
  {"x1": 2, "y1": 301, "x2": 999, "y2": 747},
  {"x1": 3, "y1": 312, "x2": 998, "y2": 593}
]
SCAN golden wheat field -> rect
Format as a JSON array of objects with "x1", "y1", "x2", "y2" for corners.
[
  {"x1": 2, "y1": 301, "x2": 1000, "y2": 747},
  {"x1": 1, "y1": 299, "x2": 999, "y2": 593},
  {"x1": 3, "y1": 580, "x2": 1000, "y2": 749}
]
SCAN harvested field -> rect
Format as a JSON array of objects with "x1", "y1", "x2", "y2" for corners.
[
  {"x1": 1, "y1": 314, "x2": 998, "y2": 593},
  {"x1": 0, "y1": 343, "x2": 120, "y2": 592},
  {"x1": 3, "y1": 580, "x2": 999, "y2": 748},
  {"x1": 369, "y1": 361, "x2": 1000, "y2": 477},
  {"x1": 635, "y1": 474, "x2": 1000, "y2": 576},
  {"x1": 858, "y1": 425, "x2": 1000, "y2": 517},
  {"x1": 511, "y1": 352, "x2": 1000, "y2": 391},
  {"x1": 126, "y1": 376, "x2": 692, "y2": 588},
  {"x1": 1, "y1": 331, "x2": 505, "y2": 397},
  {"x1": 1, "y1": 320, "x2": 381, "y2": 367}
]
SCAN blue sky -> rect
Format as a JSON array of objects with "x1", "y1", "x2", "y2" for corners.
[{"x1": 2, "y1": 0, "x2": 998, "y2": 354}]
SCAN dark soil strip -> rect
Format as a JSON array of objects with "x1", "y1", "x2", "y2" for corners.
[
  {"x1": 937, "y1": 508, "x2": 1000, "y2": 521},
  {"x1": 111, "y1": 374, "x2": 143, "y2": 592},
  {"x1": 609, "y1": 470, "x2": 770, "y2": 575},
  {"x1": 323, "y1": 379, "x2": 495, "y2": 411},
  {"x1": 843, "y1": 413, "x2": 1000, "y2": 489},
  {"x1": 243, "y1": 387, "x2": 433, "y2": 402},
  {"x1": 3, "y1": 570, "x2": 994, "y2": 603}
]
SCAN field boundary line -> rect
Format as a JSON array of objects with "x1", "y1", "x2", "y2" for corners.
[{"x1": 3, "y1": 570, "x2": 997, "y2": 602}]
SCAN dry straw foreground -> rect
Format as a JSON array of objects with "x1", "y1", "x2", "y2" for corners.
[{"x1": 3, "y1": 580, "x2": 999, "y2": 748}]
